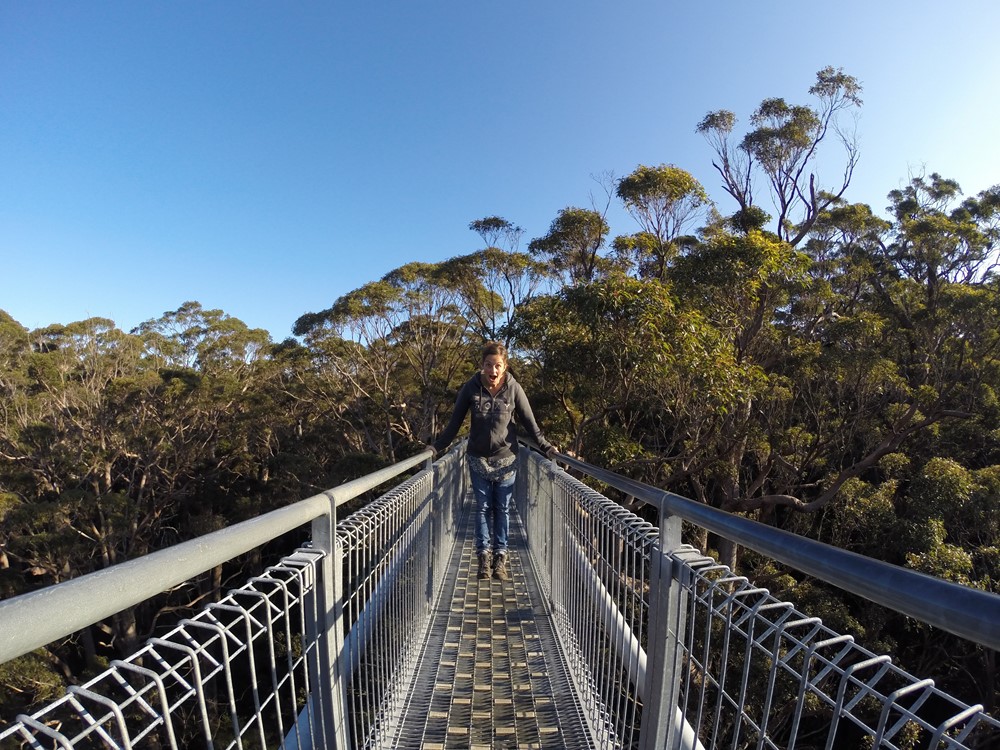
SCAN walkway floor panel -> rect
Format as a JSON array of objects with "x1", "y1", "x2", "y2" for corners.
[{"x1": 391, "y1": 504, "x2": 591, "y2": 749}]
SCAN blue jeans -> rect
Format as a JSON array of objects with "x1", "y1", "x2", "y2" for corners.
[{"x1": 470, "y1": 470, "x2": 515, "y2": 555}]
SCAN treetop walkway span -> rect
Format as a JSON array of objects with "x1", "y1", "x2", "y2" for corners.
[{"x1": 1, "y1": 443, "x2": 998, "y2": 749}]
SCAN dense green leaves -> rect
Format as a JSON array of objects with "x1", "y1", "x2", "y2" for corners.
[
  {"x1": 615, "y1": 164, "x2": 711, "y2": 279},
  {"x1": 0, "y1": 305, "x2": 373, "y2": 716},
  {"x1": 527, "y1": 207, "x2": 613, "y2": 285}
]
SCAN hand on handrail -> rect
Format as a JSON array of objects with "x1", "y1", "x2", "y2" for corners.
[{"x1": 546, "y1": 446, "x2": 577, "y2": 461}]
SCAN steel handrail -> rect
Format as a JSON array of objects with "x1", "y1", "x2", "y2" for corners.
[
  {"x1": 549, "y1": 451, "x2": 1000, "y2": 653},
  {"x1": 0, "y1": 450, "x2": 433, "y2": 665}
]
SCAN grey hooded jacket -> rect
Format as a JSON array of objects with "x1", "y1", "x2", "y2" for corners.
[{"x1": 432, "y1": 372, "x2": 552, "y2": 459}]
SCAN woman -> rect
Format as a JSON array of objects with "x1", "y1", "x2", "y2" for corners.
[{"x1": 431, "y1": 341, "x2": 558, "y2": 581}]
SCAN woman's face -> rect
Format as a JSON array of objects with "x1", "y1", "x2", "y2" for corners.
[{"x1": 481, "y1": 354, "x2": 507, "y2": 388}]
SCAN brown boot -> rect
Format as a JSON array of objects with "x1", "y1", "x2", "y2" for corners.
[
  {"x1": 477, "y1": 551, "x2": 492, "y2": 580},
  {"x1": 493, "y1": 552, "x2": 508, "y2": 581}
]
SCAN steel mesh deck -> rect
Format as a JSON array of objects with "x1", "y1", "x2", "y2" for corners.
[{"x1": 388, "y1": 502, "x2": 592, "y2": 749}]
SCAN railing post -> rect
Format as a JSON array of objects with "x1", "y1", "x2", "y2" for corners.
[
  {"x1": 427, "y1": 457, "x2": 442, "y2": 612},
  {"x1": 638, "y1": 503, "x2": 689, "y2": 750},
  {"x1": 310, "y1": 495, "x2": 352, "y2": 750},
  {"x1": 546, "y1": 459, "x2": 561, "y2": 615}
]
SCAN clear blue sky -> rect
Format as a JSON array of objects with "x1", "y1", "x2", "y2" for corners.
[{"x1": 3, "y1": 1, "x2": 998, "y2": 340}]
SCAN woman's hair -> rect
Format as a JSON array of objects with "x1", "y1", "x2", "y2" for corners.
[{"x1": 481, "y1": 340, "x2": 508, "y2": 363}]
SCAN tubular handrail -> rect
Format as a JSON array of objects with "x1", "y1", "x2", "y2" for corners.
[
  {"x1": 549, "y1": 451, "x2": 1000, "y2": 653},
  {"x1": 3, "y1": 442, "x2": 997, "y2": 749},
  {"x1": 0, "y1": 450, "x2": 433, "y2": 665}
]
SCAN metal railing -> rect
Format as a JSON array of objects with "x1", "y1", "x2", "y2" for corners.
[
  {"x1": 0, "y1": 446, "x2": 463, "y2": 750},
  {"x1": 2, "y1": 547, "x2": 329, "y2": 750},
  {"x1": 516, "y1": 448, "x2": 1000, "y2": 749},
  {"x1": 335, "y1": 444, "x2": 466, "y2": 748},
  {"x1": 2, "y1": 442, "x2": 999, "y2": 749}
]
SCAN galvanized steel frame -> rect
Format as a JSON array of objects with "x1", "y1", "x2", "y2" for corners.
[
  {"x1": 0, "y1": 448, "x2": 444, "y2": 749},
  {"x1": 517, "y1": 448, "x2": 1000, "y2": 749},
  {"x1": 0, "y1": 548, "x2": 329, "y2": 749},
  {"x1": 3, "y1": 442, "x2": 998, "y2": 749},
  {"x1": 334, "y1": 446, "x2": 467, "y2": 749}
]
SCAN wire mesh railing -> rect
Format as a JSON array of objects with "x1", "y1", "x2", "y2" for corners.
[
  {"x1": 3, "y1": 441, "x2": 998, "y2": 749},
  {"x1": 0, "y1": 548, "x2": 329, "y2": 750},
  {"x1": 516, "y1": 448, "x2": 1000, "y2": 749},
  {"x1": 517, "y1": 450, "x2": 690, "y2": 749},
  {"x1": 676, "y1": 555, "x2": 998, "y2": 749},
  {"x1": 335, "y1": 444, "x2": 466, "y2": 748},
  {"x1": 0, "y1": 448, "x2": 447, "y2": 750}
]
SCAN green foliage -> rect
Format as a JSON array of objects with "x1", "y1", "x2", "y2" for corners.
[
  {"x1": 615, "y1": 164, "x2": 711, "y2": 279},
  {"x1": 0, "y1": 492, "x2": 18, "y2": 523},
  {"x1": 670, "y1": 228, "x2": 808, "y2": 317},
  {"x1": 697, "y1": 67, "x2": 863, "y2": 245},
  {"x1": 908, "y1": 457, "x2": 974, "y2": 521},
  {"x1": 728, "y1": 205, "x2": 771, "y2": 234},
  {"x1": 528, "y1": 206, "x2": 613, "y2": 285},
  {"x1": 810, "y1": 65, "x2": 863, "y2": 105},
  {"x1": 905, "y1": 534, "x2": 974, "y2": 584},
  {"x1": 0, "y1": 302, "x2": 370, "y2": 714},
  {"x1": 468, "y1": 216, "x2": 524, "y2": 252},
  {"x1": 617, "y1": 164, "x2": 708, "y2": 207},
  {"x1": 439, "y1": 247, "x2": 552, "y2": 342},
  {"x1": 0, "y1": 651, "x2": 64, "y2": 715}
]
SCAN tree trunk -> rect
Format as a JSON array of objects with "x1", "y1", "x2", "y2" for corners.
[
  {"x1": 688, "y1": 526, "x2": 709, "y2": 553},
  {"x1": 717, "y1": 536, "x2": 739, "y2": 573},
  {"x1": 212, "y1": 563, "x2": 223, "y2": 603},
  {"x1": 81, "y1": 626, "x2": 99, "y2": 670},
  {"x1": 113, "y1": 607, "x2": 139, "y2": 657}
]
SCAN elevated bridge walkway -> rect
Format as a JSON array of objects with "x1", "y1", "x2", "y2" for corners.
[
  {"x1": 389, "y1": 501, "x2": 589, "y2": 749},
  {"x1": 1, "y1": 443, "x2": 999, "y2": 749}
]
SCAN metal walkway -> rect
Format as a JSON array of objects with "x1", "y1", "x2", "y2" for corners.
[
  {"x1": 389, "y1": 503, "x2": 589, "y2": 749},
  {"x1": 2, "y1": 443, "x2": 1000, "y2": 749}
]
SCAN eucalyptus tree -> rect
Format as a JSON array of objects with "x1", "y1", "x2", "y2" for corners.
[
  {"x1": 0, "y1": 318, "x2": 155, "y2": 679},
  {"x1": 778, "y1": 218, "x2": 1000, "y2": 706},
  {"x1": 440, "y1": 248, "x2": 552, "y2": 346},
  {"x1": 882, "y1": 174, "x2": 1000, "y2": 297},
  {"x1": 662, "y1": 176, "x2": 1000, "y2": 510},
  {"x1": 697, "y1": 66, "x2": 862, "y2": 246},
  {"x1": 510, "y1": 268, "x2": 756, "y2": 519},
  {"x1": 614, "y1": 164, "x2": 712, "y2": 280},
  {"x1": 664, "y1": 177, "x2": 999, "y2": 551},
  {"x1": 129, "y1": 303, "x2": 280, "y2": 519},
  {"x1": 0, "y1": 304, "x2": 344, "y2": 718},
  {"x1": 468, "y1": 215, "x2": 525, "y2": 254},
  {"x1": 0, "y1": 318, "x2": 154, "y2": 575},
  {"x1": 295, "y1": 261, "x2": 475, "y2": 457},
  {"x1": 436, "y1": 216, "x2": 553, "y2": 346},
  {"x1": 661, "y1": 227, "x2": 809, "y2": 551},
  {"x1": 513, "y1": 276, "x2": 682, "y2": 458},
  {"x1": 528, "y1": 207, "x2": 614, "y2": 285},
  {"x1": 0, "y1": 306, "x2": 299, "y2": 672},
  {"x1": 799, "y1": 178, "x2": 1000, "y2": 500}
]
